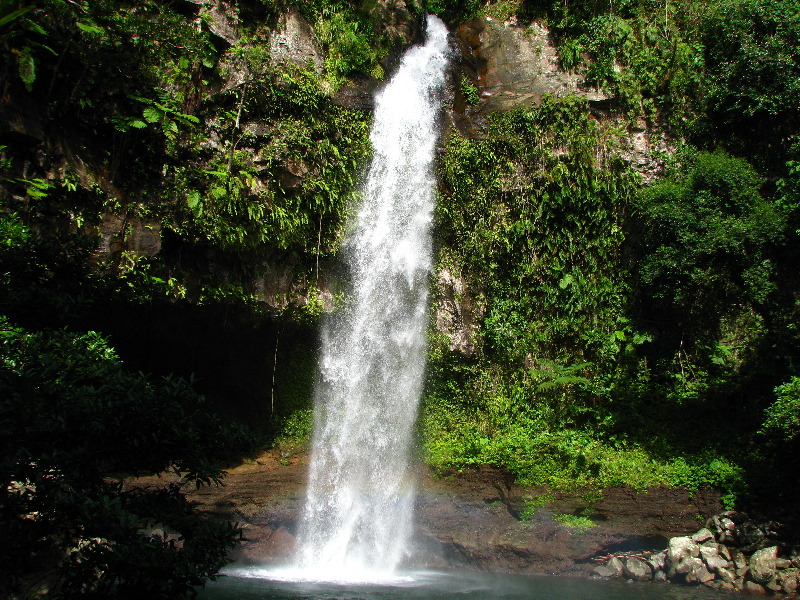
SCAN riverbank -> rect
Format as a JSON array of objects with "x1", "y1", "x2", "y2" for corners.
[{"x1": 134, "y1": 450, "x2": 724, "y2": 577}]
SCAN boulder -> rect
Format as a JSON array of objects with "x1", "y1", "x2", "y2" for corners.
[
  {"x1": 684, "y1": 561, "x2": 715, "y2": 584},
  {"x1": 749, "y1": 546, "x2": 778, "y2": 584},
  {"x1": 719, "y1": 544, "x2": 732, "y2": 561},
  {"x1": 592, "y1": 564, "x2": 618, "y2": 578},
  {"x1": 699, "y1": 544, "x2": 719, "y2": 560},
  {"x1": 623, "y1": 557, "x2": 652, "y2": 582},
  {"x1": 781, "y1": 570, "x2": 798, "y2": 595},
  {"x1": 717, "y1": 567, "x2": 736, "y2": 584},
  {"x1": 653, "y1": 570, "x2": 668, "y2": 583},
  {"x1": 743, "y1": 581, "x2": 767, "y2": 596},
  {"x1": 605, "y1": 556, "x2": 624, "y2": 577},
  {"x1": 667, "y1": 536, "x2": 700, "y2": 567},
  {"x1": 704, "y1": 553, "x2": 731, "y2": 572},
  {"x1": 647, "y1": 550, "x2": 666, "y2": 573},
  {"x1": 731, "y1": 548, "x2": 748, "y2": 574},
  {"x1": 692, "y1": 528, "x2": 715, "y2": 544},
  {"x1": 673, "y1": 556, "x2": 714, "y2": 584}
]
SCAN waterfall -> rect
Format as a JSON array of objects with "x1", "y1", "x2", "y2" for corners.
[{"x1": 295, "y1": 15, "x2": 450, "y2": 579}]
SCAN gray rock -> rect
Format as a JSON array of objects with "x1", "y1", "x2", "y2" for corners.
[
  {"x1": 699, "y1": 544, "x2": 719, "y2": 560},
  {"x1": 457, "y1": 19, "x2": 607, "y2": 114},
  {"x1": 704, "y1": 553, "x2": 731, "y2": 572},
  {"x1": 673, "y1": 556, "x2": 711, "y2": 584},
  {"x1": 781, "y1": 570, "x2": 798, "y2": 594},
  {"x1": 647, "y1": 550, "x2": 666, "y2": 572},
  {"x1": 717, "y1": 581, "x2": 736, "y2": 592},
  {"x1": 743, "y1": 581, "x2": 767, "y2": 596},
  {"x1": 269, "y1": 7, "x2": 324, "y2": 74},
  {"x1": 684, "y1": 560, "x2": 715, "y2": 584},
  {"x1": 765, "y1": 577, "x2": 782, "y2": 592},
  {"x1": 592, "y1": 564, "x2": 617, "y2": 578},
  {"x1": 719, "y1": 544, "x2": 732, "y2": 561},
  {"x1": 606, "y1": 556, "x2": 624, "y2": 577},
  {"x1": 717, "y1": 567, "x2": 736, "y2": 584},
  {"x1": 731, "y1": 548, "x2": 748, "y2": 572},
  {"x1": 653, "y1": 570, "x2": 668, "y2": 583},
  {"x1": 623, "y1": 557, "x2": 652, "y2": 582},
  {"x1": 199, "y1": 1, "x2": 239, "y2": 45},
  {"x1": 667, "y1": 536, "x2": 700, "y2": 567},
  {"x1": 749, "y1": 546, "x2": 778, "y2": 584},
  {"x1": 776, "y1": 557, "x2": 792, "y2": 569},
  {"x1": 692, "y1": 528, "x2": 714, "y2": 544}
]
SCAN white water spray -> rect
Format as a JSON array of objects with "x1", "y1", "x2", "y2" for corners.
[{"x1": 294, "y1": 15, "x2": 450, "y2": 580}]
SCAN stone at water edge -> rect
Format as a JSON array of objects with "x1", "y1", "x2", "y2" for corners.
[
  {"x1": 592, "y1": 564, "x2": 619, "y2": 578},
  {"x1": 667, "y1": 536, "x2": 700, "y2": 567},
  {"x1": 743, "y1": 581, "x2": 768, "y2": 596},
  {"x1": 667, "y1": 537, "x2": 700, "y2": 580},
  {"x1": 647, "y1": 550, "x2": 667, "y2": 573},
  {"x1": 674, "y1": 556, "x2": 703, "y2": 577},
  {"x1": 623, "y1": 557, "x2": 652, "y2": 582},
  {"x1": 653, "y1": 570, "x2": 668, "y2": 583},
  {"x1": 606, "y1": 556, "x2": 624, "y2": 577},
  {"x1": 749, "y1": 546, "x2": 778, "y2": 584},
  {"x1": 684, "y1": 560, "x2": 715, "y2": 584}
]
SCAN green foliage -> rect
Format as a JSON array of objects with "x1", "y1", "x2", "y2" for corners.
[
  {"x1": 760, "y1": 377, "x2": 800, "y2": 442},
  {"x1": 632, "y1": 151, "x2": 784, "y2": 362},
  {"x1": 317, "y1": 10, "x2": 383, "y2": 85},
  {"x1": 424, "y1": 0, "x2": 483, "y2": 23},
  {"x1": 552, "y1": 513, "x2": 596, "y2": 529},
  {"x1": 519, "y1": 492, "x2": 554, "y2": 519},
  {"x1": 0, "y1": 317, "x2": 251, "y2": 598},
  {"x1": 439, "y1": 96, "x2": 636, "y2": 371},
  {"x1": 459, "y1": 75, "x2": 480, "y2": 105},
  {"x1": 700, "y1": 0, "x2": 800, "y2": 163}
]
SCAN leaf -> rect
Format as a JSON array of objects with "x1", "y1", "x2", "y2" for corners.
[
  {"x1": 16, "y1": 46, "x2": 35, "y2": 90},
  {"x1": 76, "y1": 21, "x2": 105, "y2": 35},
  {"x1": 142, "y1": 107, "x2": 162, "y2": 123},
  {"x1": 128, "y1": 119, "x2": 148, "y2": 129},
  {"x1": 0, "y1": 6, "x2": 33, "y2": 29}
]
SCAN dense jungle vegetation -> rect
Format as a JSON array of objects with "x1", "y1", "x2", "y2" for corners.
[{"x1": 1, "y1": 0, "x2": 799, "y2": 596}]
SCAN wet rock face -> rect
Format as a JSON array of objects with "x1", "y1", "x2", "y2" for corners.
[
  {"x1": 96, "y1": 214, "x2": 162, "y2": 264},
  {"x1": 434, "y1": 266, "x2": 482, "y2": 356},
  {"x1": 268, "y1": 7, "x2": 324, "y2": 73},
  {"x1": 456, "y1": 18, "x2": 607, "y2": 114}
]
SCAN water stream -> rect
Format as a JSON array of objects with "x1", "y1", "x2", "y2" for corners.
[
  {"x1": 293, "y1": 14, "x2": 450, "y2": 580},
  {"x1": 200, "y1": 15, "x2": 734, "y2": 600}
]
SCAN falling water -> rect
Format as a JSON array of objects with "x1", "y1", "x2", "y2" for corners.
[{"x1": 294, "y1": 15, "x2": 450, "y2": 580}]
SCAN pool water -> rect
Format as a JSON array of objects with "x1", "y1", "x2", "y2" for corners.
[{"x1": 197, "y1": 567, "x2": 724, "y2": 600}]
